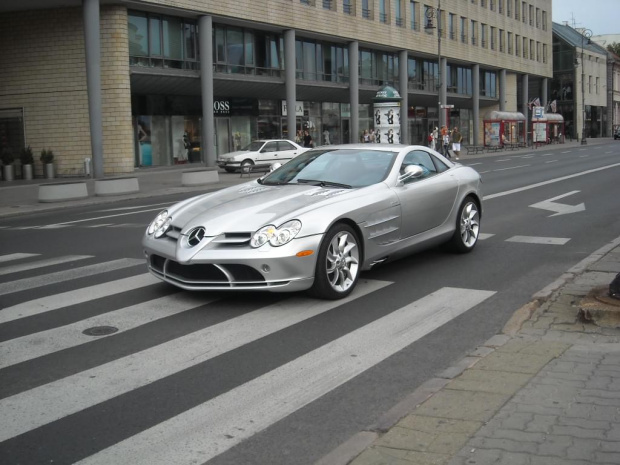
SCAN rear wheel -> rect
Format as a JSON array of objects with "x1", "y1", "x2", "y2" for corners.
[
  {"x1": 450, "y1": 197, "x2": 480, "y2": 253},
  {"x1": 309, "y1": 224, "x2": 361, "y2": 299}
]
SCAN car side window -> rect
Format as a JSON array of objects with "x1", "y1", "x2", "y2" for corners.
[
  {"x1": 431, "y1": 154, "x2": 449, "y2": 173},
  {"x1": 263, "y1": 142, "x2": 278, "y2": 152},
  {"x1": 278, "y1": 141, "x2": 295, "y2": 151},
  {"x1": 400, "y1": 150, "x2": 437, "y2": 183}
]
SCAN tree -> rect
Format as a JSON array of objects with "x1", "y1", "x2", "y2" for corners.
[{"x1": 607, "y1": 42, "x2": 620, "y2": 56}]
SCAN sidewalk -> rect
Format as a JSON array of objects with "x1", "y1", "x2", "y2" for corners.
[
  {"x1": 0, "y1": 139, "x2": 603, "y2": 219},
  {"x1": 318, "y1": 236, "x2": 620, "y2": 465}
]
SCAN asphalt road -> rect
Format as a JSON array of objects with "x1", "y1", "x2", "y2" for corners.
[{"x1": 0, "y1": 140, "x2": 619, "y2": 465}]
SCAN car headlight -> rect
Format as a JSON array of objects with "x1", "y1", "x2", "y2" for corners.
[
  {"x1": 250, "y1": 220, "x2": 302, "y2": 248},
  {"x1": 147, "y1": 210, "x2": 172, "y2": 238}
]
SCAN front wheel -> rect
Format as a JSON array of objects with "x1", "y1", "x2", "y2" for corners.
[
  {"x1": 450, "y1": 197, "x2": 480, "y2": 253},
  {"x1": 309, "y1": 224, "x2": 361, "y2": 300}
]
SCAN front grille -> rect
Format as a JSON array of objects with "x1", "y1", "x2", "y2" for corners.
[{"x1": 149, "y1": 254, "x2": 267, "y2": 288}]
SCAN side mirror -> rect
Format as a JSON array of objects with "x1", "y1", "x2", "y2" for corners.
[{"x1": 398, "y1": 164, "x2": 425, "y2": 183}]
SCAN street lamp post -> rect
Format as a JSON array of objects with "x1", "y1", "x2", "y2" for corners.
[
  {"x1": 425, "y1": 1, "x2": 444, "y2": 129},
  {"x1": 578, "y1": 28, "x2": 593, "y2": 145}
]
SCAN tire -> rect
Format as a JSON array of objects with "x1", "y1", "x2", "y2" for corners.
[
  {"x1": 450, "y1": 197, "x2": 480, "y2": 253},
  {"x1": 309, "y1": 224, "x2": 361, "y2": 300},
  {"x1": 241, "y1": 159, "x2": 255, "y2": 169}
]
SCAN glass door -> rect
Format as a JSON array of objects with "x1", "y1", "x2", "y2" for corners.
[{"x1": 215, "y1": 118, "x2": 232, "y2": 156}]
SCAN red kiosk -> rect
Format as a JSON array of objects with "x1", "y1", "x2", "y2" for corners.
[
  {"x1": 531, "y1": 110, "x2": 565, "y2": 145},
  {"x1": 483, "y1": 111, "x2": 526, "y2": 148}
]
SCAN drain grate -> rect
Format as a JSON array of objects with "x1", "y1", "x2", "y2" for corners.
[{"x1": 82, "y1": 326, "x2": 119, "y2": 336}]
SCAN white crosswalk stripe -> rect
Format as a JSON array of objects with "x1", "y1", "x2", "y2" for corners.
[
  {"x1": 0, "y1": 258, "x2": 142, "y2": 296},
  {"x1": 0, "y1": 253, "x2": 40, "y2": 263},
  {"x1": 0, "y1": 255, "x2": 92, "y2": 276},
  {"x1": 0, "y1": 273, "x2": 160, "y2": 323}
]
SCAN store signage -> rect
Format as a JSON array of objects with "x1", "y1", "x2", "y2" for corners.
[
  {"x1": 213, "y1": 100, "x2": 230, "y2": 115},
  {"x1": 282, "y1": 101, "x2": 304, "y2": 117}
]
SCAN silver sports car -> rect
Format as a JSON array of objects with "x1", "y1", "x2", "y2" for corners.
[{"x1": 143, "y1": 144, "x2": 482, "y2": 299}]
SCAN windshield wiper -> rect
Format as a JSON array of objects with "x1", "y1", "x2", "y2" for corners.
[{"x1": 297, "y1": 179, "x2": 352, "y2": 189}]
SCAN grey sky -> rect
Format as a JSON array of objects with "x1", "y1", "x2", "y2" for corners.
[{"x1": 552, "y1": 0, "x2": 619, "y2": 35}]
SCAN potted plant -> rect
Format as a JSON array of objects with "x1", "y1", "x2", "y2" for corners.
[
  {"x1": 40, "y1": 148, "x2": 55, "y2": 179},
  {"x1": 1, "y1": 147, "x2": 15, "y2": 181},
  {"x1": 20, "y1": 146, "x2": 34, "y2": 180}
]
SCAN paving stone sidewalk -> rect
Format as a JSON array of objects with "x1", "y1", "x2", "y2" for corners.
[{"x1": 319, "y1": 237, "x2": 620, "y2": 465}]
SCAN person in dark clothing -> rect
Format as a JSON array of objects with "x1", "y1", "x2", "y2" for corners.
[{"x1": 303, "y1": 130, "x2": 313, "y2": 148}]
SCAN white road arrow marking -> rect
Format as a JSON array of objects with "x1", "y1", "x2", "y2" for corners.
[{"x1": 529, "y1": 190, "x2": 585, "y2": 217}]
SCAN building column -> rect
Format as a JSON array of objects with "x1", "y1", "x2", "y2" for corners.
[
  {"x1": 522, "y1": 74, "x2": 529, "y2": 143},
  {"x1": 83, "y1": 0, "x2": 104, "y2": 178},
  {"x1": 199, "y1": 15, "x2": 215, "y2": 167},
  {"x1": 349, "y1": 41, "x2": 359, "y2": 143},
  {"x1": 472, "y1": 64, "x2": 480, "y2": 145},
  {"x1": 399, "y1": 50, "x2": 408, "y2": 143},
  {"x1": 439, "y1": 57, "x2": 447, "y2": 128},
  {"x1": 284, "y1": 30, "x2": 296, "y2": 142},
  {"x1": 541, "y1": 77, "x2": 548, "y2": 109},
  {"x1": 499, "y1": 69, "x2": 507, "y2": 112}
]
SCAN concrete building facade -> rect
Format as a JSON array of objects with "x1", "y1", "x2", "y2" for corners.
[{"x1": 0, "y1": 0, "x2": 552, "y2": 177}]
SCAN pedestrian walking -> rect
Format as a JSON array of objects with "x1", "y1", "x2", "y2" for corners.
[{"x1": 452, "y1": 127, "x2": 463, "y2": 160}]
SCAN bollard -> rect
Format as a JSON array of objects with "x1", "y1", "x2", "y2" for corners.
[{"x1": 84, "y1": 158, "x2": 91, "y2": 178}]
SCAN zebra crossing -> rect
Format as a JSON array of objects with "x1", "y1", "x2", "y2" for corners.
[{"x1": 0, "y1": 251, "x2": 495, "y2": 464}]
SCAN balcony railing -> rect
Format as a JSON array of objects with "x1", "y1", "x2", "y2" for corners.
[
  {"x1": 343, "y1": 3, "x2": 353, "y2": 14},
  {"x1": 379, "y1": 13, "x2": 388, "y2": 23},
  {"x1": 461, "y1": 34, "x2": 467, "y2": 43},
  {"x1": 411, "y1": 21, "x2": 419, "y2": 31},
  {"x1": 362, "y1": 8, "x2": 371, "y2": 19},
  {"x1": 396, "y1": 17, "x2": 404, "y2": 27}
]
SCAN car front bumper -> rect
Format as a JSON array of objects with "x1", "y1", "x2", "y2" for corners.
[{"x1": 142, "y1": 233, "x2": 323, "y2": 293}]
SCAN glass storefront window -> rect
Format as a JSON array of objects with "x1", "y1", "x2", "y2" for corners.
[
  {"x1": 149, "y1": 17, "x2": 161, "y2": 56},
  {"x1": 163, "y1": 18, "x2": 183, "y2": 61},
  {"x1": 128, "y1": 14, "x2": 148, "y2": 57}
]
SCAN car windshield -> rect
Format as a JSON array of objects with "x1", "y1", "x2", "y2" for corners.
[
  {"x1": 242, "y1": 141, "x2": 265, "y2": 151},
  {"x1": 260, "y1": 148, "x2": 397, "y2": 188}
]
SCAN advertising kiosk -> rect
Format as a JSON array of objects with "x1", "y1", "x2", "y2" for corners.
[
  {"x1": 372, "y1": 85, "x2": 401, "y2": 144},
  {"x1": 531, "y1": 109, "x2": 565, "y2": 145},
  {"x1": 483, "y1": 111, "x2": 526, "y2": 147}
]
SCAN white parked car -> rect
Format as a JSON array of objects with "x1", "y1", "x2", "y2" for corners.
[{"x1": 217, "y1": 139, "x2": 308, "y2": 173}]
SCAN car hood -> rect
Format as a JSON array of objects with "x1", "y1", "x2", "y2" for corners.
[
  {"x1": 169, "y1": 181, "x2": 355, "y2": 235},
  {"x1": 218, "y1": 150, "x2": 254, "y2": 160}
]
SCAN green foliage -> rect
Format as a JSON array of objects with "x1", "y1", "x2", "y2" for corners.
[
  {"x1": 607, "y1": 42, "x2": 620, "y2": 56},
  {"x1": 40, "y1": 149, "x2": 54, "y2": 164},
  {"x1": 20, "y1": 146, "x2": 34, "y2": 165},
  {"x1": 1, "y1": 147, "x2": 14, "y2": 165}
]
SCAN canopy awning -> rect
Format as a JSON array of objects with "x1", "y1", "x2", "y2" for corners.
[{"x1": 483, "y1": 111, "x2": 526, "y2": 121}]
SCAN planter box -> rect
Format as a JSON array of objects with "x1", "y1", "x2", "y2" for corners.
[
  {"x1": 94, "y1": 177, "x2": 140, "y2": 196},
  {"x1": 38, "y1": 182, "x2": 88, "y2": 203},
  {"x1": 181, "y1": 168, "x2": 219, "y2": 186},
  {"x1": 2, "y1": 165, "x2": 15, "y2": 181},
  {"x1": 44, "y1": 163, "x2": 55, "y2": 179},
  {"x1": 22, "y1": 164, "x2": 33, "y2": 180}
]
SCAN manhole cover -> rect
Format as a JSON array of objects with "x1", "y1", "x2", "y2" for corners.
[{"x1": 82, "y1": 326, "x2": 119, "y2": 336}]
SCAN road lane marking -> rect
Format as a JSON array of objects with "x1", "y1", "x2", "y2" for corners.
[
  {"x1": 545, "y1": 160, "x2": 559, "y2": 164},
  {"x1": 506, "y1": 236, "x2": 570, "y2": 245},
  {"x1": 0, "y1": 258, "x2": 143, "y2": 296},
  {"x1": 561, "y1": 151, "x2": 571, "y2": 153},
  {"x1": 485, "y1": 162, "x2": 620, "y2": 200},
  {"x1": 0, "y1": 253, "x2": 40, "y2": 263},
  {"x1": 37, "y1": 207, "x2": 165, "y2": 228},
  {"x1": 76, "y1": 287, "x2": 495, "y2": 465},
  {"x1": 529, "y1": 190, "x2": 584, "y2": 217},
  {"x1": 0, "y1": 255, "x2": 92, "y2": 276},
  {"x1": 0, "y1": 292, "x2": 219, "y2": 369},
  {"x1": 0, "y1": 279, "x2": 391, "y2": 442},
  {"x1": 96, "y1": 202, "x2": 172, "y2": 213},
  {"x1": 0, "y1": 273, "x2": 160, "y2": 323},
  {"x1": 493, "y1": 165, "x2": 531, "y2": 172},
  {"x1": 478, "y1": 233, "x2": 495, "y2": 240}
]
